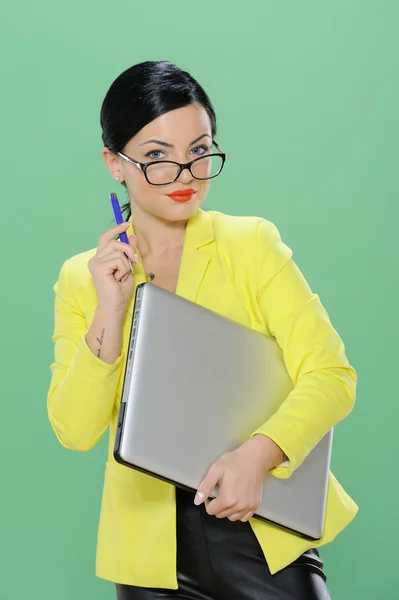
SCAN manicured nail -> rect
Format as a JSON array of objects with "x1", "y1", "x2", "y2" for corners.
[
  {"x1": 194, "y1": 492, "x2": 205, "y2": 506},
  {"x1": 133, "y1": 254, "x2": 140, "y2": 264}
]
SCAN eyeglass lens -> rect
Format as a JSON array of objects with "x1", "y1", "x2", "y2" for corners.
[{"x1": 145, "y1": 155, "x2": 223, "y2": 184}]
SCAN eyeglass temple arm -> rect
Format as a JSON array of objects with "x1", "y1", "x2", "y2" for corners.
[{"x1": 117, "y1": 152, "x2": 143, "y2": 172}]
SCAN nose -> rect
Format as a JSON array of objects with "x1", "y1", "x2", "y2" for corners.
[{"x1": 177, "y1": 166, "x2": 194, "y2": 185}]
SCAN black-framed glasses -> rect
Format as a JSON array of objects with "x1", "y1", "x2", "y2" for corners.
[{"x1": 117, "y1": 141, "x2": 226, "y2": 186}]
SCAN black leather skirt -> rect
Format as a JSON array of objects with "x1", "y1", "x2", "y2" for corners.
[{"x1": 115, "y1": 486, "x2": 331, "y2": 599}]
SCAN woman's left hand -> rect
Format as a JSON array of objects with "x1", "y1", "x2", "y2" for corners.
[{"x1": 194, "y1": 434, "x2": 285, "y2": 522}]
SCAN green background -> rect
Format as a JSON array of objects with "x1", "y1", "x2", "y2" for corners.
[{"x1": 1, "y1": 1, "x2": 397, "y2": 598}]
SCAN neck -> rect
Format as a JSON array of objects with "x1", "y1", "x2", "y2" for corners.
[{"x1": 130, "y1": 206, "x2": 187, "y2": 257}]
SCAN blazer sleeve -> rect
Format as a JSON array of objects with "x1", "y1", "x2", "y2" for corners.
[
  {"x1": 47, "y1": 259, "x2": 125, "y2": 451},
  {"x1": 251, "y1": 219, "x2": 357, "y2": 478}
]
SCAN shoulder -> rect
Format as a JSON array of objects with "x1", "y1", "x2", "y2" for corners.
[
  {"x1": 208, "y1": 209, "x2": 263, "y2": 238},
  {"x1": 66, "y1": 247, "x2": 97, "y2": 274},
  {"x1": 54, "y1": 247, "x2": 97, "y2": 299},
  {"x1": 207, "y1": 210, "x2": 292, "y2": 260}
]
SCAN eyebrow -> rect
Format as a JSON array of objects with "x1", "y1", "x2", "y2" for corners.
[{"x1": 139, "y1": 133, "x2": 211, "y2": 148}]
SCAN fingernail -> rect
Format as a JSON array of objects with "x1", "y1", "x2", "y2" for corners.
[
  {"x1": 133, "y1": 254, "x2": 140, "y2": 264},
  {"x1": 194, "y1": 492, "x2": 205, "y2": 506}
]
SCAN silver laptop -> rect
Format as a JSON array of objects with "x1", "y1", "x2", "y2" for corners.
[{"x1": 114, "y1": 283, "x2": 333, "y2": 540}]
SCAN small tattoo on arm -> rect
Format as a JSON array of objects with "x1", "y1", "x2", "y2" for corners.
[{"x1": 97, "y1": 328, "x2": 105, "y2": 359}]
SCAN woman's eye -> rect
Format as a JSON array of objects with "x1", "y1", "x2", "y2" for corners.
[
  {"x1": 191, "y1": 145, "x2": 209, "y2": 156},
  {"x1": 146, "y1": 150, "x2": 164, "y2": 160}
]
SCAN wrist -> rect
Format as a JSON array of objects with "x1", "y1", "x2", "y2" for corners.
[
  {"x1": 96, "y1": 304, "x2": 126, "y2": 322},
  {"x1": 247, "y1": 434, "x2": 286, "y2": 473}
]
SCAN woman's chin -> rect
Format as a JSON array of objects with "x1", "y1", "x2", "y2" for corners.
[{"x1": 158, "y1": 198, "x2": 203, "y2": 221}]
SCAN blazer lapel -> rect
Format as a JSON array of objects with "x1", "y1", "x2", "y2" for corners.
[{"x1": 175, "y1": 208, "x2": 213, "y2": 303}]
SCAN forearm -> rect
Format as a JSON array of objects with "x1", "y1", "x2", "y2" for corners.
[
  {"x1": 48, "y1": 343, "x2": 124, "y2": 451},
  {"x1": 245, "y1": 434, "x2": 286, "y2": 474},
  {"x1": 256, "y1": 252, "x2": 357, "y2": 477},
  {"x1": 85, "y1": 306, "x2": 125, "y2": 364},
  {"x1": 48, "y1": 306, "x2": 127, "y2": 452},
  {"x1": 252, "y1": 364, "x2": 356, "y2": 476}
]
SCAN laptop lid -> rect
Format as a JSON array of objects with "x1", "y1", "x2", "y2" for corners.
[{"x1": 114, "y1": 283, "x2": 332, "y2": 540}]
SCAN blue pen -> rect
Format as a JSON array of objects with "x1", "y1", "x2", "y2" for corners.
[{"x1": 110, "y1": 192, "x2": 134, "y2": 274}]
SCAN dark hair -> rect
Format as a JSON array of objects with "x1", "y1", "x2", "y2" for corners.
[{"x1": 100, "y1": 61, "x2": 217, "y2": 220}]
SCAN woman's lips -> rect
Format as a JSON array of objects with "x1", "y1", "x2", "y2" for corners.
[{"x1": 166, "y1": 189, "x2": 196, "y2": 203}]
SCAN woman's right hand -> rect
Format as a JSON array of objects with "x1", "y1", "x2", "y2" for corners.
[{"x1": 88, "y1": 222, "x2": 139, "y2": 315}]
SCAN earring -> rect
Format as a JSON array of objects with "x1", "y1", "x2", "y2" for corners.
[{"x1": 115, "y1": 176, "x2": 120, "y2": 181}]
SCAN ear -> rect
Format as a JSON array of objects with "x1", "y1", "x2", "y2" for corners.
[{"x1": 101, "y1": 147, "x2": 124, "y2": 181}]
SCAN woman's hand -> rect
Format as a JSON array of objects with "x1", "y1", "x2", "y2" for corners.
[
  {"x1": 88, "y1": 222, "x2": 139, "y2": 315},
  {"x1": 194, "y1": 435, "x2": 285, "y2": 522}
]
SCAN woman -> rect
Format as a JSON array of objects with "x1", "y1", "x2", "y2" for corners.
[{"x1": 47, "y1": 61, "x2": 358, "y2": 599}]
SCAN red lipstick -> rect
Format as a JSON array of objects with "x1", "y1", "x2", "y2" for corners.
[{"x1": 166, "y1": 188, "x2": 196, "y2": 203}]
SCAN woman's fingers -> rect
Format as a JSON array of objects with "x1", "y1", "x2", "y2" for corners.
[
  {"x1": 97, "y1": 249, "x2": 134, "y2": 267},
  {"x1": 97, "y1": 222, "x2": 131, "y2": 252},
  {"x1": 196, "y1": 447, "x2": 264, "y2": 520},
  {"x1": 97, "y1": 239, "x2": 138, "y2": 264},
  {"x1": 239, "y1": 510, "x2": 255, "y2": 522},
  {"x1": 100, "y1": 256, "x2": 132, "y2": 281},
  {"x1": 194, "y1": 463, "x2": 224, "y2": 507}
]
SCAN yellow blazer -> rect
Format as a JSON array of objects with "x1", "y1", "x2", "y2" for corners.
[{"x1": 47, "y1": 208, "x2": 358, "y2": 588}]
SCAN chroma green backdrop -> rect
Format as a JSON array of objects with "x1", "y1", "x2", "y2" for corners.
[{"x1": 0, "y1": 2, "x2": 397, "y2": 599}]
